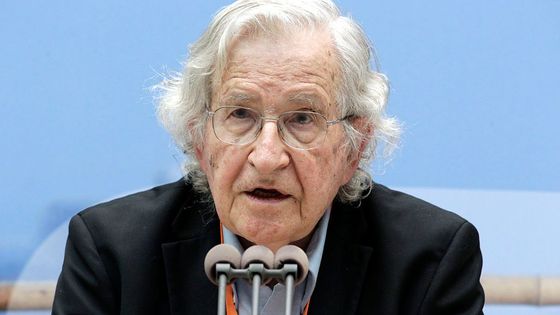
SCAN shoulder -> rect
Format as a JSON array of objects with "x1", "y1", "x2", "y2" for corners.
[
  {"x1": 346, "y1": 184, "x2": 483, "y2": 311},
  {"x1": 367, "y1": 183, "x2": 472, "y2": 238},
  {"x1": 55, "y1": 180, "x2": 201, "y2": 313},
  {"x1": 345, "y1": 183, "x2": 480, "y2": 259},
  {"x1": 80, "y1": 179, "x2": 189, "y2": 220},
  {"x1": 324, "y1": 184, "x2": 483, "y2": 313},
  {"x1": 70, "y1": 179, "x2": 193, "y2": 250},
  {"x1": 363, "y1": 184, "x2": 484, "y2": 313}
]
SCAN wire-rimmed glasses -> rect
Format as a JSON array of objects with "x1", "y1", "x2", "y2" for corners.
[{"x1": 207, "y1": 106, "x2": 351, "y2": 150}]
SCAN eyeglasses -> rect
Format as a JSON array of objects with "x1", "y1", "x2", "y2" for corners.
[{"x1": 207, "y1": 106, "x2": 351, "y2": 150}]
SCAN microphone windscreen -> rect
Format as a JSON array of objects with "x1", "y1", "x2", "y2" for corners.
[
  {"x1": 204, "y1": 244, "x2": 242, "y2": 285},
  {"x1": 241, "y1": 245, "x2": 275, "y2": 269},
  {"x1": 274, "y1": 245, "x2": 309, "y2": 285},
  {"x1": 241, "y1": 245, "x2": 275, "y2": 284}
]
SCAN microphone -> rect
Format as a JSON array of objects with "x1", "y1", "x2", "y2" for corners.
[
  {"x1": 204, "y1": 244, "x2": 309, "y2": 315},
  {"x1": 274, "y1": 245, "x2": 309, "y2": 315},
  {"x1": 204, "y1": 244, "x2": 242, "y2": 315},
  {"x1": 241, "y1": 245, "x2": 274, "y2": 315}
]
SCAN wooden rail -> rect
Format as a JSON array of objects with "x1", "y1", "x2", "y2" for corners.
[
  {"x1": 482, "y1": 276, "x2": 560, "y2": 305},
  {"x1": 1, "y1": 276, "x2": 559, "y2": 310},
  {"x1": 0, "y1": 281, "x2": 55, "y2": 310}
]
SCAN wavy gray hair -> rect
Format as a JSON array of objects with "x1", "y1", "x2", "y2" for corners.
[{"x1": 156, "y1": 0, "x2": 400, "y2": 203}]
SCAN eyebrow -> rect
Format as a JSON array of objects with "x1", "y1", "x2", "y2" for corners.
[
  {"x1": 287, "y1": 93, "x2": 326, "y2": 111},
  {"x1": 221, "y1": 93, "x2": 257, "y2": 104},
  {"x1": 220, "y1": 92, "x2": 328, "y2": 112}
]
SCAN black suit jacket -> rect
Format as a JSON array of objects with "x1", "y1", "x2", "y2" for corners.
[{"x1": 53, "y1": 179, "x2": 484, "y2": 314}]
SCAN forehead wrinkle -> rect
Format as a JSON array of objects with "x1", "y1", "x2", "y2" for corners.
[
  {"x1": 287, "y1": 93, "x2": 324, "y2": 111},
  {"x1": 218, "y1": 31, "x2": 340, "y2": 113},
  {"x1": 227, "y1": 50, "x2": 332, "y2": 83}
]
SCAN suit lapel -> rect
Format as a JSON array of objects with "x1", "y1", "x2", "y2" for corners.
[
  {"x1": 161, "y1": 191, "x2": 222, "y2": 315},
  {"x1": 310, "y1": 201, "x2": 373, "y2": 315},
  {"x1": 162, "y1": 234, "x2": 219, "y2": 315}
]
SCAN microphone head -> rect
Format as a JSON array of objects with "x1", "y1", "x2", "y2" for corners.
[
  {"x1": 241, "y1": 245, "x2": 275, "y2": 284},
  {"x1": 204, "y1": 244, "x2": 242, "y2": 285},
  {"x1": 274, "y1": 245, "x2": 309, "y2": 285},
  {"x1": 241, "y1": 245, "x2": 275, "y2": 268}
]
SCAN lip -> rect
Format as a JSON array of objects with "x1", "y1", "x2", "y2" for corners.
[
  {"x1": 243, "y1": 187, "x2": 292, "y2": 203},
  {"x1": 243, "y1": 184, "x2": 291, "y2": 196}
]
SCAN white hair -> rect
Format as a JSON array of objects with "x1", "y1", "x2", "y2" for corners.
[{"x1": 156, "y1": 0, "x2": 400, "y2": 203}]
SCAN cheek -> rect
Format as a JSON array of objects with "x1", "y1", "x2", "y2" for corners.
[
  {"x1": 204, "y1": 147, "x2": 244, "y2": 226},
  {"x1": 297, "y1": 154, "x2": 344, "y2": 201},
  {"x1": 204, "y1": 145, "x2": 248, "y2": 195},
  {"x1": 309, "y1": 139, "x2": 353, "y2": 191}
]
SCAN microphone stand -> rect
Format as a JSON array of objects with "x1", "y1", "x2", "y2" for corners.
[
  {"x1": 218, "y1": 273, "x2": 228, "y2": 315},
  {"x1": 281, "y1": 264, "x2": 298, "y2": 315},
  {"x1": 216, "y1": 263, "x2": 233, "y2": 315},
  {"x1": 251, "y1": 273, "x2": 261, "y2": 315},
  {"x1": 205, "y1": 244, "x2": 308, "y2": 315}
]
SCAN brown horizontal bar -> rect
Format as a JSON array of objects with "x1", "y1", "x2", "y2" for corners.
[
  {"x1": 1, "y1": 276, "x2": 560, "y2": 310},
  {"x1": 482, "y1": 276, "x2": 560, "y2": 305}
]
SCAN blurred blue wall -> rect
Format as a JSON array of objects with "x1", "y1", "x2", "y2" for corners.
[{"x1": 1, "y1": 1, "x2": 559, "y2": 314}]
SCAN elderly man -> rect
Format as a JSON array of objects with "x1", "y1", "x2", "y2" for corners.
[{"x1": 53, "y1": 0, "x2": 484, "y2": 314}]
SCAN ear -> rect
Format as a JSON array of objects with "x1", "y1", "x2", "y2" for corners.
[
  {"x1": 348, "y1": 117, "x2": 373, "y2": 169},
  {"x1": 194, "y1": 142, "x2": 208, "y2": 174},
  {"x1": 340, "y1": 117, "x2": 373, "y2": 184}
]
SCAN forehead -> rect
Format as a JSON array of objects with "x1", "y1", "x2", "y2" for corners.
[{"x1": 214, "y1": 29, "x2": 340, "y2": 112}]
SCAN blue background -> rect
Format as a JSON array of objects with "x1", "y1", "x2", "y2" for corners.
[{"x1": 1, "y1": 1, "x2": 559, "y2": 314}]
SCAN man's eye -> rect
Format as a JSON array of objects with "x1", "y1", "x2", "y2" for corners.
[
  {"x1": 230, "y1": 108, "x2": 252, "y2": 119},
  {"x1": 290, "y1": 112, "x2": 314, "y2": 125}
]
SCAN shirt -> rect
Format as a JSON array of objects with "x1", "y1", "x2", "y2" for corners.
[{"x1": 222, "y1": 208, "x2": 331, "y2": 315}]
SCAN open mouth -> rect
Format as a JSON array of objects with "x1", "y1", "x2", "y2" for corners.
[{"x1": 247, "y1": 188, "x2": 290, "y2": 200}]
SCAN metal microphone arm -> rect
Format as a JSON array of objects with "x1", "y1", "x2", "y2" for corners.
[
  {"x1": 218, "y1": 272, "x2": 228, "y2": 315},
  {"x1": 205, "y1": 245, "x2": 242, "y2": 315},
  {"x1": 285, "y1": 275, "x2": 294, "y2": 315},
  {"x1": 242, "y1": 245, "x2": 274, "y2": 315},
  {"x1": 274, "y1": 245, "x2": 309, "y2": 315},
  {"x1": 215, "y1": 263, "x2": 237, "y2": 315}
]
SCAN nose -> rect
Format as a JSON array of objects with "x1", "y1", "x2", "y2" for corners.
[{"x1": 247, "y1": 121, "x2": 290, "y2": 174}]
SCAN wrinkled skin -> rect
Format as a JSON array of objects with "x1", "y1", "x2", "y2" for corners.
[{"x1": 196, "y1": 29, "x2": 362, "y2": 252}]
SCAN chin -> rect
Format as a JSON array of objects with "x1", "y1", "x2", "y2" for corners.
[{"x1": 241, "y1": 226, "x2": 289, "y2": 246}]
